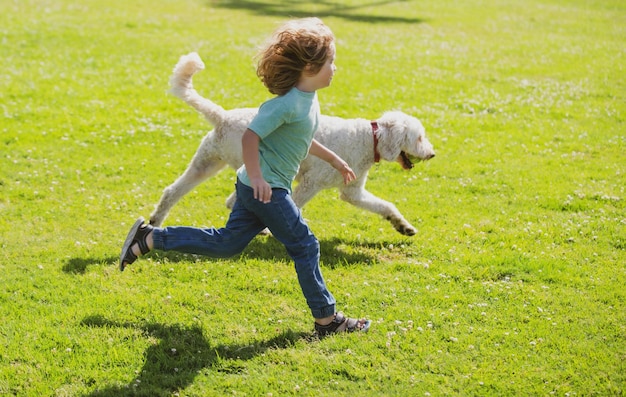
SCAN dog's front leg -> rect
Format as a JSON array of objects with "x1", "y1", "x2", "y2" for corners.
[{"x1": 338, "y1": 185, "x2": 417, "y2": 236}]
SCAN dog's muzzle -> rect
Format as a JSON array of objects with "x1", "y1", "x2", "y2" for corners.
[
  {"x1": 400, "y1": 151, "x2": 435, "y2": 170},
  {"x1": 400, "y1": 152, "x2": 414, "y2": 169}
]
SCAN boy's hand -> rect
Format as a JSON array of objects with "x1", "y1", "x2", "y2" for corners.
[
  {"x1": 250, "y1": 176, "x2": 272, "y2": 203},
  {"x1": 308, "y1": 139, "x2": 357, "y2": 185},
  {"x1": 331, "y1": 158, "x2": 357, "y2": 185}
]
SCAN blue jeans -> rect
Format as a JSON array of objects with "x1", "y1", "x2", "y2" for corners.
[{"x1": 152, "y1": 179, "x2": 336, "y2": 319}]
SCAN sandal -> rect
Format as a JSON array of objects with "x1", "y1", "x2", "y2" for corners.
[
  {"x1": 119, "y1": 217, "x2": 153, "y2": 271},
  {"x1": 314, "y1": 312, "x2": 371, "y2": 336}
]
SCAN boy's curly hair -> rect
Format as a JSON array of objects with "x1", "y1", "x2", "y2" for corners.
[{"x1": 256, "y1": 18, "x2": 335, "y2": 96}]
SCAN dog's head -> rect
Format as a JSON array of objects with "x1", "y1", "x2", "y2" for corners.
[{"x1": 376, "y1": 111, "x2": 435, "y2": 169}]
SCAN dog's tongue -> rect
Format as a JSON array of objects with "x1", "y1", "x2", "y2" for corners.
[{"x1": 400, "y1": 152, "x2": 414, "y2": 170}]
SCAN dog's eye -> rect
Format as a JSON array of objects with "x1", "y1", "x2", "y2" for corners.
[{"x1": 418, "y1": 136, "x2": 422, "y2": 142}]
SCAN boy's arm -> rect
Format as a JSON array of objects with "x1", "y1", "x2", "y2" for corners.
[
  {"x1": 309, "y1": 139, "x2": 356, "y2": 185},
  {"x1": 242, "y1": 129, "x2": 272, "y2": 203}
]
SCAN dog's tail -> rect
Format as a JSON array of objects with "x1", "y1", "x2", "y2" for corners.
[{"x1": 169, "y1": 52, "x2": 227, "y2": 126}]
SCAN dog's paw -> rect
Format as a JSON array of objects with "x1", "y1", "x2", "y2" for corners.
[
  {"x1": 402, "y1": 226, "x2": 417, "y2": 236},
  {"x1": 387, "y1": 216, "x2": 417, "y2": 236},
  {"x1": 148, "y1": 217, "x2": 163, "y2": 227},
  {"x1": 393, "y1": 221, "x2": 417, "y2": 236}
]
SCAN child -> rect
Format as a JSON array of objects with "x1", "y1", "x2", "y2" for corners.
[{"x1": 120, "y1": 18, "x2": 370, "y2": 335}]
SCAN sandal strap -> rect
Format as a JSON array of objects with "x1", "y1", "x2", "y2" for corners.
[
  {"x1": 344, "y1": 317, "x2": 361, "y2": 332},
  {"x1": 121, "y1": 249, "x2": 138, "y2": 270},
  {"x1": 315, "y1": 312, "x2": 370, "y2": 336},
  {"x1": 120, "y1": 217, "x2": 152, "y2": 271},
  {"x1": 315, "y1": 312, "x2": 347, "y2": 334},
  {"x1": 134, "y1": 224, "x2": 153, "y2": 255}
]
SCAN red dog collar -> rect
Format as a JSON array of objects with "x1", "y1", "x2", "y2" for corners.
[{"x1": 371, "y1": 121, "x2": 380, "y2": 163}]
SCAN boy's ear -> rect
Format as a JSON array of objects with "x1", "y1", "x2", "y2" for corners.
[{"x1": 302, "y1": 63, "x2": 316, "y2": 76}]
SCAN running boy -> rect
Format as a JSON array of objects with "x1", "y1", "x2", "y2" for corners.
[{"x1": 120, "y1": 18, "x2": 370, "y2": 335}]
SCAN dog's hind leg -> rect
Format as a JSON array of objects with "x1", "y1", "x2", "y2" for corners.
[
  {"x1": 225, "y1": 191, "x2": 237, "y2": 210},
  {"x1": 149, "y1": 156, "x2": 227, "y2": 226},
  {"x1": 338, "y1": 184, "x2": 417, "y2": 236},
  {"x1": 291, "y1": 179, "x2": 320, "y2": 209},
  {"x1": 224, "y1": 191, "x2": 272, "y2": 236}
]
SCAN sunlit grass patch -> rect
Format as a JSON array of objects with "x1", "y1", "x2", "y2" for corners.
[{"x1": 1, "y1": 0, "x2": 625, "y2": 395}]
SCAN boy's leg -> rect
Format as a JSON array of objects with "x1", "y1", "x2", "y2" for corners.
[
  {"x1": 237, "y1": 183, "x2": 336, "y2": 319},
  {"x1": 151, "y1": 193, "x2": 266, "y2": 258}
]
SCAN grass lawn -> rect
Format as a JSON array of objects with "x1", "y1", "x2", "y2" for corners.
[{"x1": 1, "y1": 0, "x2": 624, "y2": 395}]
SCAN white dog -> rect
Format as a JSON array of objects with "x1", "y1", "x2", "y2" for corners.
[{"x1": 149, "y1": 53, "x2": 435, "y2": 236}]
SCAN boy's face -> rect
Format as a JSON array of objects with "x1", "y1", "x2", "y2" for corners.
[{"x1": 309, "y1": 42, "x2": 337, "y2": 90}]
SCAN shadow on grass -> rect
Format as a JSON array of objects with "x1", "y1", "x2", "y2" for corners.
[
  {"x1": 63, "y1": 236, "x2": 408, "y2": 274},
  {"x1": 209, "y1": 0, "x2": 425, "y2": 24},
  {"x1": 63, "y1": 256, "x2": 118, "y2": 274},
  {"x1": 81, "y1": 314, "x2": 312, "y2": 397},
  {"x1": 238, "y1": 235, "x2": 394, "y2": 269}
]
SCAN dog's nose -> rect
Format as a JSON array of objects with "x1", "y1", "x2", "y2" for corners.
[{"x1": 427, "y1": 153, "x2": 435, "y2": 160}]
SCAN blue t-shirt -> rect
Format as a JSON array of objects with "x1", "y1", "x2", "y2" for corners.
[{"x1": 237, "y1": 87, "x2": 320, "y2": 192}]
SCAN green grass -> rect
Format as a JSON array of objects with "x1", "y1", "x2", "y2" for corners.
[{"x1": 1, "y1": 0, "x2": 625, "y2": 395}]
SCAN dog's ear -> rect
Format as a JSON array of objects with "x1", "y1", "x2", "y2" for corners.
[{"x1": 377, "y1": 113, "x2": 406, "y2": 160}]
